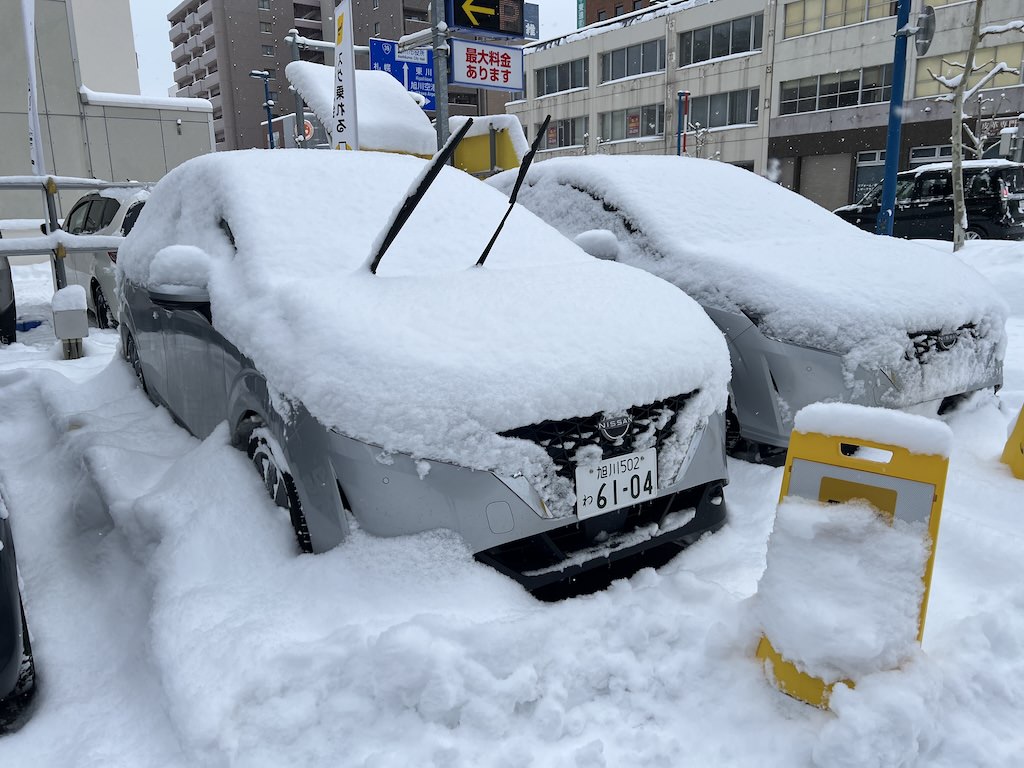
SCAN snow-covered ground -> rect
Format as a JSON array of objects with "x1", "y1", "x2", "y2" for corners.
[{"x1": 0, "y1": 240, "x2": 1022, "y2": 767}]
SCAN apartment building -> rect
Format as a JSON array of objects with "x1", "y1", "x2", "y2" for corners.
[
  {"x1": 168, "y1": 0, "x2": 334, "y2": 149},
  {"x1": 508, "y1": 0, "x2": 1024, "y2": 209}
]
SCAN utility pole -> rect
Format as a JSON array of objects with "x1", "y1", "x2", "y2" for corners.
[
  {"x1": 876, "y1": 0, "x2": 912, "y2": 236},
  {"x1": 249, "y1": 70, "x2": 276, "y2": 149},
  {"x1": 431, "y1": 1, "x2": 450, "y2": 149}
]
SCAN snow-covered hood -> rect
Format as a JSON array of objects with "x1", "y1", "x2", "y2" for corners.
[
  {"x1": 118, "y1": 150, "x2": 730, "y2": 473},
  {"x1": 491, "y1": 155, "x2": 1008, "y2": 358}
]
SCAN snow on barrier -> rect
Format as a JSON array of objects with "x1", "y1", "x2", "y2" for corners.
[
  {"x1": 753, "y1": 403, "x2": 952, "y2": 709},
  {"x1": 1002, "y1": 405, "x2": 1024, "y2": 480}
]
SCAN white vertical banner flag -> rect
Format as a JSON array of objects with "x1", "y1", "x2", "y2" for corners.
[
  {"x1": 21, "y1": 0, "x2": 47, "y2": 175},
  {"x1": 331, "y1": 0, "x2": 359, "y2": 150}
]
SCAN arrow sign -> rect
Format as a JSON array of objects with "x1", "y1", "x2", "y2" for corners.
[{"x1": 446, "y1": 0, "x2": 523, "y2": 37}]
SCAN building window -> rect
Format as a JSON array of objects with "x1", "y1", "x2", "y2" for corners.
[
  {"x1": 600, "y1": 38, "x2": 665, "y2": 82},
  {"x1": 633, "y1": 0, "x2": 642, "y2": 8},
  {"x1": 539, "y1": 116, "x2": 588, "y2": 149},
  {"x1": 779, "y1": 66, "x2": 892, "y2": 114},
  {"x1": 264, "y1": 68, "x2": 276, "y2": 79},
  {"x1": 534, "y1": 57, "x2": 589, "y2": 97},
  {"x1": 916, "y1": 43, "x2": 1024, "y2": 97},
  {"x1": 258, "y1": 0, "x2": 269, "y2": 8},
  {"x1": 599, "y1": 103, "x2": 665, "y2": 141},
  {"x1": 783, "y1": 0, "x2": 897, "y2": 38},
  {"x1": 614, "y1": 4, "x2": 623, "y2": 15},
  {"x1": 679, "y1": 14, "x2": 763, "y2": 66},
  {"x1": 373, "y1": 0, "x2": 379, "y2": 8},
  {"x1": 910, "y1": 145, "x2": 952, "y2": 165},
  {"x1": 268, "y1": 91, "x2": 278, "y2": 102},
  {"x1": 262, "y1": 44, "x2": 275, "y2": 56},
  {"x1": 373, "y1": 21, "x2": 380, "y2": 35},
  {"x1": 260, "y1": 21, "x2": 272, "y2": 33},
  {"x1": 688, "y1": 87, "x2": 759, "y2": 128},
  {"x1": 597, "y1": 10, "x2": 606, "y2": 20},
  {"x1": 854, "y1": 149, "x2": 886, "y2": 201}
]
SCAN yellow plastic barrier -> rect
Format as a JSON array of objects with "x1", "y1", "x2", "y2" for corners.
[
  {"x1": 757, "y1": 425, "x2": 950, "y2": 709},
  {"x1": 453, "y1": 123, "x2": 523, "y2": 176},
  {"x1": 1001, "y1": 405, "x2": 1024, "y2": 480}
]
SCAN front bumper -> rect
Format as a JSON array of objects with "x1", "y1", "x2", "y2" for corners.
[{"x1": 320, "y1": 411, "x2": 729, "y2": 596}]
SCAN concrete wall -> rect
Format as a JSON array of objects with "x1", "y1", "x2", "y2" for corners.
[{"x1": 69, "y1": 0, "x2": 141, "y2": 94}]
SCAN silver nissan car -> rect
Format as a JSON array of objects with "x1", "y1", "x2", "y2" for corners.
[
  {"x1": 489, "y1": 155, "x2": 1006, "y2": 463},
  {"x1": 115, "y1": 147, "x2": 733, "y2": 598}
]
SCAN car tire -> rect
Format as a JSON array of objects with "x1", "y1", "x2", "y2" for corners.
[
  {"x1": 123, "y1": 331, "x2": 147, "y2": 394},
  {"x1": 247, "y1": 427, "x2": 313, "y2": 554},
  {"x1": 965, "y1": 227, "x2": 985, "y2": 240},
  {"x1": 92, "y1": 282, "x2": 116, "y2": 330}
]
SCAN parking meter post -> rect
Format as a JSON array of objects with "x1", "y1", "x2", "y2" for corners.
[
  {"x1": 288, "y1": 29, "x2": 306, "y2": 148},
  {"x1": 431, "y1": 2, "x2": 449, "y2": 150},
  {"x1": 876, "y1": 0, "x2": 912, "y2": 236},
  {"x1": 44, "y1": 178, "x2": 67, "y2": 290}
]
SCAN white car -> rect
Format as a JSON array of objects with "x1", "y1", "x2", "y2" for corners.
[
  {"x1": 115, "y1": 147, "x2": 733, "y2": 597},
  {"x1": 62, "y1": 188, "x2": 148, "y2": 328}
]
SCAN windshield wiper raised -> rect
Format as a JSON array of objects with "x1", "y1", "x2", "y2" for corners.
[
  {"x1": 367, "y1": 118, "x2": 474, "y2": 275},
  {"x1": 474, "y1": 114, "x2": 551, "y2": 268}
]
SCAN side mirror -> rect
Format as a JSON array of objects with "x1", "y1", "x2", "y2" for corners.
[
  {"x1": 147, "y1": 244, "x2": 213, "y2": 307},
  {"x1": 573, "y1": 229, "x2": 620, "y2": 261}
]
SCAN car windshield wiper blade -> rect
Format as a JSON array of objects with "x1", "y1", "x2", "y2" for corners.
[
  {"x1": 475, "y1": 114, "x2": 550, "y2": 269},
  {"x1": 367, "y1": 118, "x2": 474, "y2": 275}
]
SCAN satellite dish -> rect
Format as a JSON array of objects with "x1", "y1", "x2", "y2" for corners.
[{"x1": 916, "y1": 6, "x2": 936, "y2": 57}]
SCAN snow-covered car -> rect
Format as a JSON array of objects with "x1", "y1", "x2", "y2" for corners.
[
  {"x1": 61, "y1": 188, "x2": 148, "y2": 328},
  {"x1": 0, "y1": 489, "x2": 35, "y2": 729},
  {"x1": 115, "y1": 149, "x2": 732, "y2": 597},
  {"x1": 488, "y1": 156, "x2": 1007, "y2": 461},
  {"x1": 0, "y1": 254, "x2": 14, "y2": 345}
]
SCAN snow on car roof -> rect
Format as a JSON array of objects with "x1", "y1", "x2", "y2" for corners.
[
  {"x1": 491, "y1": 155, "x2": 1007, "y2": 358},
  {"x1": 909, "y1": 159, "x2": 1022, "y2": 175},
  {"x1": 117, "y1": 149, "x2": 730, "y2": 486},
  {"x1": 286, "y1": 63, "x2": 437, "y2": 157}
]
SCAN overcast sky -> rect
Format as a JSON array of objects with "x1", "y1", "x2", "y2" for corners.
[{"x1": 127, "y1": 0, "x2": 578, "y2": 97}]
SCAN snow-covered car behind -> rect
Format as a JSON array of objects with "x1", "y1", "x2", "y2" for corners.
[
  {"x1": 115, "y1": 149, "x2": 732, "y2": 597},
  {"x1": 489, "y1": 155, "x2": 1007, "y2": 460}
]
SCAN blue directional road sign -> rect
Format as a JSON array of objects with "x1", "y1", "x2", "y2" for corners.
[{"x1": 368, "y1": 38, "x2": 435, "y2": 111}]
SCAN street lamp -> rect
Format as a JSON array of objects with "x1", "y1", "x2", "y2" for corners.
[{"x1": 249, "y1": 69, "x2": 275, "y2": 149}]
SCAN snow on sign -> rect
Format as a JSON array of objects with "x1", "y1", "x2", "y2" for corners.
[
  {"x1": 448, "y1": 39, "x2": 523, "y2": 92},
  {"x1": 368, "y1": 38, "x2": 435, "y2": 111}
]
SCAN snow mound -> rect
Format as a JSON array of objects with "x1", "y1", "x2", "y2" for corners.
[{"x1": 286, "y1": 62, "x2": 437, "y2": 156}]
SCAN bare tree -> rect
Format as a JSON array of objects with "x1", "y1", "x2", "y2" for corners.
[{"x1": 927, "y1": 1, "x2": 1023, "y2": 250}]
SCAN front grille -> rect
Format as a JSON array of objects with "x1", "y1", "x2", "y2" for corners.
[
  {"x1": 906, "y1": 324, "x2": 980, "y2": 362},
  {"x1": 500, "y1": 392, "x2": 697, "y2": 481}
]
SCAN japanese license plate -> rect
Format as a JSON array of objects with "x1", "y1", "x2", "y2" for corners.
[{"x1": 575, "y1": 448, "x2": 658, "y2": 520}]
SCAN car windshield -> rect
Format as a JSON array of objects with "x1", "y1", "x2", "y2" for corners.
[{"x1": 859, "y1": 178, "x2": 915, "y2": 204}]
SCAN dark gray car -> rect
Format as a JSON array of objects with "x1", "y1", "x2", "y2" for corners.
[
  {"x1": 0, "y1": 489, "x2": 35, "y2": 729},
  {"x1": 1, "y1": 253, "x2": 14, "y2": 345}
]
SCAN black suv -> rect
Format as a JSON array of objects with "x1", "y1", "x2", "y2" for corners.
[{"x1": 835, "y1": 159, "x2": 1024, "y2": 240}]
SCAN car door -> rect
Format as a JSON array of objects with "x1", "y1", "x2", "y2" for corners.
[
  {"x1": 61, "y1": 197, "x2": 95, "y2": 290},
  {"x1": 904, "y1": 171, "x2": 953, "y2": 240},
  {"x1": 156, "y1": 298, "x2": 229, "y2": 439}
]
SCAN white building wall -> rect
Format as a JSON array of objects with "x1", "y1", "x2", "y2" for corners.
[{"x1": 68, "y1": 0, "x2": 141, "y2": 94}]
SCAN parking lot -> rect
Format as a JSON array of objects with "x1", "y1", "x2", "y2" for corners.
[{"x1": 1, "y1": 241, "x2": 1023, "y2": 766}]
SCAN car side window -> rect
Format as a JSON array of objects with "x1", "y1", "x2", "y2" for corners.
[
  {"x1": 64, "y1": 200, "x2": 92, "y2": 234},
  {"x1": 895, "y1": 178, "x2": 915, "y2": 202},
  {"x1": 966, "y1": 172, "x2": 992, "y2": 199},
  {"x1": 914, "y1": 173, "x2": 951, "y2": 201},
  {"x1": 99, "y1": 198, "x2": 121, "y2": 230},
  {"x1": 121, "y1": 202, "x2": 145, "y2": 235},
  {"x1": 82, "y1": 200, "x2": 105, "y2": 233}
]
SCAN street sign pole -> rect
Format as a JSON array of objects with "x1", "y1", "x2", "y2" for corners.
[
  {"x1": 432, "y1": 1, "x2": 449, "y2": 149},
  {"x1": 876, "y1": 0, "x2": 912, "y2": 236}
]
